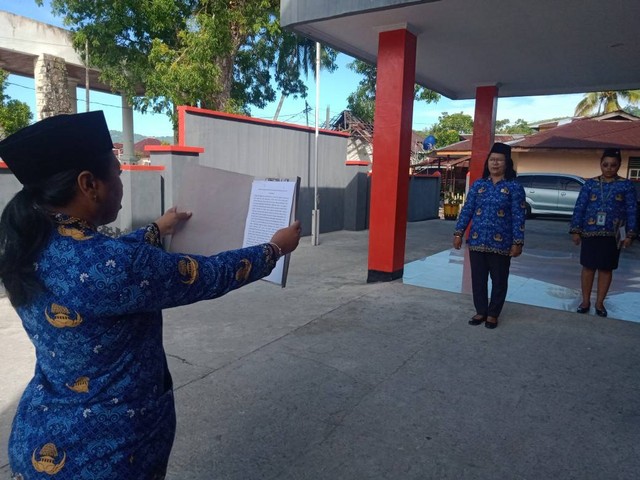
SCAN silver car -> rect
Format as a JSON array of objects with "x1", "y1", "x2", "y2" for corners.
[{"x1": 515, "y1": 173, "x2": 585, "y2": 218}]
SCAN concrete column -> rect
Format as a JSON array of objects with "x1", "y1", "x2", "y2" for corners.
[
  {"x1": 34, "y1": 54, "x2": 73, "y2": 120},
  {"x1": 469, "y1": 86, "x2": 498, "y2": 185},
  {"x1": 67, "y1": 78, "x2": 78, "y2": 114},
  {"x1": 367, "y1": 28, "x2": 417, "y2": 282},
  {"x1": 121, "y1": 94, "x2": 136, "y2": 164}
]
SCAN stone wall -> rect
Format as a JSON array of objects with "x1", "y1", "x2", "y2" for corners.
[{"x1": 34, "y1": 54, "x2": 73, "y2": 119}]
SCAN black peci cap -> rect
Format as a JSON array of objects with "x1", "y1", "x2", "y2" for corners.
[
  {"x1": 490, "y1": 142, "x2": 511, "y2": 158},
  {"x1": 0, "y1": 111, "x2": 114, "y2": 185}
]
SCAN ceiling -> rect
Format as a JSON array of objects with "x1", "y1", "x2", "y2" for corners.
[{"x1": 281, "y1": 0, "x2": 640, "y2": 100}]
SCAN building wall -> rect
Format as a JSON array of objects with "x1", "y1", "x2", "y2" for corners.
[
  {"x1": 179, "y1": 108, "x2": 368, "y2": 235},
  {"x1": 514, "y1": 149, "x2": 640, "y2": 179}
]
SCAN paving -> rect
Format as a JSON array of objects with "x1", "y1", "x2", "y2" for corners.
[{"x1": 1, "y1": 217, "x2": 640, "y2": 480}]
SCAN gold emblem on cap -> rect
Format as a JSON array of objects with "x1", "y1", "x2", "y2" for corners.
[
  {"x1": 178, "y1": 256, "x2": 199, "y2": 284},
  {"x1": 45, "y1": 304, "x2": 83, "y2": 328},
  {"x1": 32, "y1": 443, "x2": 66, "y2": 474}
]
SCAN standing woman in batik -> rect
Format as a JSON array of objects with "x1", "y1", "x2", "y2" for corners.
[
  {"x1": 453, "y1": 142, "x2": 526, "y2": 329},
  {"x1": 0, "y1": 111, "x2": 301, "y2": 479},
  {"x1": 570, "y1": 148, "x2": 637, "y2": 317}
]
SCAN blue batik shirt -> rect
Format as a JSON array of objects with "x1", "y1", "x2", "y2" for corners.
[
  {"x1": 454, "y1": 177, "x2": 526, "y2": 255},
  {"x1": 569, "y1": 176, "x2": 637, "y2": 238},
  {"x1": 9, "y1": 214, "x2": 278, "y2": 480}
]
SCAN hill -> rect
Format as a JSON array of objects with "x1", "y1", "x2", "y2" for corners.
[{"x1": 109, "y1": 130, "x2": 173, "y2": 144}]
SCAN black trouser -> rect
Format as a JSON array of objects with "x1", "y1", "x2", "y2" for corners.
[{"x1": 469, "y1": 250, "x2": 512, "y2": 318}]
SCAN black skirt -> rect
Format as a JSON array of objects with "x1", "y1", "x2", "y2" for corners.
[{"x1": 580, "y1": 236, "x2": 621, "y2": 270}]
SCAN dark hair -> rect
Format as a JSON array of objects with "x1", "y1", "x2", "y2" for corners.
[
  {"x1": 0, "y1": 159, "x2": 112, "y2": 307},
  {"x1": 482, "y1": 151, "x2": 517, "y2": 180},
  {"x1": 601, "y1": 148, "x2": 621, "y2": 163}
]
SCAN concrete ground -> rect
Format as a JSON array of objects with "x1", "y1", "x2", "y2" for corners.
[{"x1": 1, "y1": 217, "x2": 640, "y2": 479}]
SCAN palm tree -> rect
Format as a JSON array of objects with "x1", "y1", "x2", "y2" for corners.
[{"x1": 574, "y1": 90, "x2": 640, "y2": 116}]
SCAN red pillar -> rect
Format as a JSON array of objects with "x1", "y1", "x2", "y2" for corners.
[
  {"x1": 462, "y1": 86, "x2": 498, "y2": 293},
  {"x1": 469, "y1": 86, "x2": 498, "y2": 185},
  {"x1": 367, "y1": 29, "x2": 416, "y2": 282}
]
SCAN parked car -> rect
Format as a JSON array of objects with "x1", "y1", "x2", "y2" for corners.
[{"x1": 515, "y1": 173, "x2": 585, "y2": 218}]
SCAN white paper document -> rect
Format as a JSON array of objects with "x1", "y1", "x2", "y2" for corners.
[
  {"x1": 169, "y1": 165, "x2": 298, "y2": 286},
  {"x1": 243, "y1": 179, "x2": 298, "y2": 286}
]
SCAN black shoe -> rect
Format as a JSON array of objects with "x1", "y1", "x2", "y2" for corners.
[
  {"x1": 595, "y1": 306, "x2": 608, "y2": 317},
  {"x1": 576, "y1": 304, "x2": 590, "y2": 314},
  {"x1": 468, "y1": 315, "x2": 486, "y2": 326},
  {"x1": 485, "y1": 318, "x2": 498, "y2": 329}
]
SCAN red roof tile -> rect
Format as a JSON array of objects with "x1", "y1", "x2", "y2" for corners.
[{"x1": 515, "y1": 117, "x2": 640, "y2": 150}]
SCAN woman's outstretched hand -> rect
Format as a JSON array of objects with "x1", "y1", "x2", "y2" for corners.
[
  {"x1": 155, "y1": 207, "x2": 193, "y2": 237},
  {"x1": 270, "y1": 220, "x2": 302, "y2": 255}
]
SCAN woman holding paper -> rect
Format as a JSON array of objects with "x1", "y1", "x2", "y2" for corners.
[
  {"x1": 0, "y1": 111, "x2": 301, "y2": 479},
  {"x1": 570, "y1": 148, "x2": 637, "y2": 317}
]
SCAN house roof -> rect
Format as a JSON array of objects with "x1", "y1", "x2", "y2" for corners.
[
  {"x1": 514, "y1": 112, "x2": 640, "y2": 150},
  {"x1": 113, "y1": 138, "x2": 163, "y2": 156},
  {"x1": 435, "y1": 134, "x2": 524, "y2": 155}
]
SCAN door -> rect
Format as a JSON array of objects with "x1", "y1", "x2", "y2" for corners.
[
  {"x1": 558, "y1": 177, "x2": 583, "y2": 214},
  {"x1": 527, "y1": 175, "x2": 560, "y2": 212}
]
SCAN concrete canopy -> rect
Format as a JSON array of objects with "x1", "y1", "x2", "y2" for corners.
[{"x1": 280, "y1": 0, "x2": 640, "y2": 99}]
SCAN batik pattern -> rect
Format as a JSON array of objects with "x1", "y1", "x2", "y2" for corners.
[
  {"x1": 454, "y1": 177, "x2": 526, "y2": 255},
  {"x1": 9, "y1": 214, "x2": 277, "y2": 479},
  {"x1": 570, "y1": 176, "x2": 637, "y2": 238}
]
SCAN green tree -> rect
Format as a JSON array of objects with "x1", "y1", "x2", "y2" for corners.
[
  {"x1": 0, "y1": 70, "x2": 32, "y2": 139},
  {"x1": 422, "y1": 112, "x2": 474, "y2": 148},
  {"x1": 496, "y1": 118, "x2": 533, "y2": 134},
  {"x1": 345, "y1": 59, "x2": 440, "y2": 124},
  {"x1": 39, "y1": 0, "x2": 337, "y2": 124},
  {"x1": 623, "y1": 105, "x2": 640, "y2": 117},
  {"x1": 574, "y1": 90, "x2": 640, "y2": 116}
]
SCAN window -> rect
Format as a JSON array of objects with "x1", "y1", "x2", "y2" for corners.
[
  {"x1": 629, "y1": 157, "x2": 640, "y2": 181},
  {"x1": 561, "y1": 179, "x2": 583, "y2": 192},
  {"x1": 530, "y1": 176, "x2": 559, "y2": 189}
]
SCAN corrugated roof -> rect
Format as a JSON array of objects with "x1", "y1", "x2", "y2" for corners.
[{"x1": 436, "y1": 134, "x2": 522, "y2": 153}]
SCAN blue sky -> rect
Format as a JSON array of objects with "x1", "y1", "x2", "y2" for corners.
[{"x1": 1, "y1": 0, "x2": 586, "y2": 138}]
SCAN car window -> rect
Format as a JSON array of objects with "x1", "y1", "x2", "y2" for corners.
[
  {"x1": 561, "y1": 178, "x2": 583, "y2": 192},
  {"x1": 515, "y1": 176, "x2": 532, "y2": 188},
  {"x1": 531, "y1": 176, "x2": 559, "y2": 189}
]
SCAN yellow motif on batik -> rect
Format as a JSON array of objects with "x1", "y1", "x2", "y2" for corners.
[
  {"x1": 478, "y1": 187, "x2": 486, "y2": 194},
  {"x1": 615, "y1": 194, "x2": 623, "y2": 201},
  {"x1": 500, "y1": 187, "x2": 509, "y2": 194},
  {"x1": 66, "y1": 376, "x2": 89, "y2": 393},
  {"x1": 587, "y1": 217, "x2": 597, "y2": 225},
  {"x1": 520, "y1": 225, "x2": 525, "y2": 232},
  {"x1": 57, "y1": 225, "x2": 92, "y2": 240},
  {"x1": 178, "y1": 256, "x2": 199, "y2": 284},
  {"x1": 45, "y1": 304, "x2": 83, "y2": 328},
  {"x1": 475, "y1": 208, "x2": 482, "y2": 216},
  {"x1": 235, "y1": 259, "x2": 252, "y2": 282},
  {"x1": 32, "y1": 443, "x2": 66, "y2": 475},
  {"x1": 497, "y1": 209, "x2": 505, "y2": 217},
  {"x1": 472, "y1": 232, "x2": 479, "y2": 239},
  {"x1": 590, "y1": 194, "x2": 598, "y2": 202},
  {"x1": 494, "y1": 233, "x2": 503, "y2": 241}
]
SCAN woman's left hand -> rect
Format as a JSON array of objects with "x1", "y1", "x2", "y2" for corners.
[
  {"x1": 155, "y1": 207, "x2": 193, "y2": 237},
  {"x1": 510, "y1": 244, "x2": 523, "y2": 257},
  {"x1": 622, "y1": 237, "x2": 633, "y2": 249}
]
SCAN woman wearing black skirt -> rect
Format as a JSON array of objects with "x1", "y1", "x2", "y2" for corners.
[{"x1": 570, "y1": 148, "x2": 637, "y2": 317}]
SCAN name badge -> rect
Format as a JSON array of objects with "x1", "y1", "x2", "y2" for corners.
[{"x1": 596, "y1": 212, "x2": 606, "y2": 226}]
